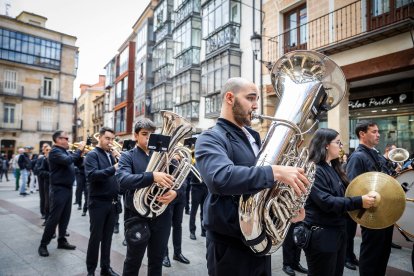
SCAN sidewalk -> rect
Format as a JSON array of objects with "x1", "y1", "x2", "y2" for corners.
[{"x1": 0, "y1": 175, "x2": 413, "y2": 275}]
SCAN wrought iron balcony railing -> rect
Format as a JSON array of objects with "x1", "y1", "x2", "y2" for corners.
[
  {"x1": 39, "y1": 87, "x2": 59, "y2": 100},
  {"x1": 0, "y1": 83, "x2": 24, "y2": 97},
  {"x1": 37, "y1": 121, "x2": 59, "y2": 132},
  {"x1": 0, "y1": 119, "x2": 23, "y2": 130},
  {"x1": 267, "y1": 0, "x2": 413, "y2": 61}
]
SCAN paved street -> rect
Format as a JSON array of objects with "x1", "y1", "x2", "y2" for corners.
[{"x1": 0, "y1": 175, "x2": 413, "y2": 276}]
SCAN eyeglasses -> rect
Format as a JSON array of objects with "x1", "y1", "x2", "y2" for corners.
[
  {"x1": 59, "y1": 137, "x2": 69, "y2": 141},
  {"x1": 331, "y1": 141, "x2": 343, "y2": 147}
]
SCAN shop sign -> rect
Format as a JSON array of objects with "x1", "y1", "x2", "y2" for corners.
[{"x1": 349, "y1": 93, "x2": 413, "y2": 110}]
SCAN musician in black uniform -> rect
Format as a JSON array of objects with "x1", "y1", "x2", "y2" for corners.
[
  {"x1": 189, "y1": 166, "x2": 207, "y2": 240},
  {"x1": 37, "y1": 144, "x2": 52, "y2": 224},
  {"x1": 346, "y1": 120, "x2": 394, "y2": 276},
  {"x1": 38, "y1": 130, "x2": 85, "y2": 257},
  {"x1": 75, "y1": 151, "x2": 88, "y2": 216},
  {"x1": 84, "y1": 127, "x2": 120, "y2": 276},
  {"x1": 116, "y1": 118, "x2": 176, "y2": 276},
  {"x1": 282, "y1": 222, "x2": 308, "y2": 276},
  {"x1": 195, "y1": 77, "x2": 309, "y2": 276},
  {"x1": 303, "y1": 128, "x2": 375, "y2": 276}
]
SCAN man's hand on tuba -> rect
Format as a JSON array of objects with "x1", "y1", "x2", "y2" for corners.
[
  {"x1": 153, "y1": 172, "x2": 174, "y2": 188},
  {"x1": 157, "y1": 189, "x2": 177, "y2": 204},
  {"x1": 271, "y1": 165, "x2": 310, "y2": 196}
]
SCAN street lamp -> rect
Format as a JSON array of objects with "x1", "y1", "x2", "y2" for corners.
[{"x1": 250, "y1": 31, "x2": 273, "y2": 71}]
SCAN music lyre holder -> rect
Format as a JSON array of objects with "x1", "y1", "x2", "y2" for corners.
[
  {"x1": 184, "y1": 137, "x2": 197, "y2": 149},
  {"x1": 148, "y1": 134, "x2": 171, "y2": 152}
]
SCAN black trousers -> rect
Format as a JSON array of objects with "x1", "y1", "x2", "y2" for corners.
[
  {"x1": 40, "y1": 185, "x2": 72, "y2": 245},
  {"x1": 75, "y1": 173, "x2": 88, "y2": 212},
  {"x1": 44, "y1": 180, "x2": 50, "y2": 220},
  {"x1": 282, "y1": 223, "x2": 302, "y2": 267},
  {"x1": 304, "y1": 229, "x2": 346, "y2": 276},
  {"x1": 189, "y1": 184, "x2": 207, "y2": 235},
  {"x1": 0, "y1": 168, "x2": 9, "y2": 181},
  {"x1": 345, "y1": 214, "x2": 357, "y2": 262},
  {"x1": 185, "y1": 183, "x2": 191, "y2": 212},
  {"x1": 206, "y1": 235, "x2": 271, "y2": 276},
  {"x1": 86, "y1": 199, "x2": 117, "y2": 273},
  {"x1": 359, "y1": 225, "x2": 393, "y2": 276},
  {"x1": 38, "y1": 176, "x2": 45, "y2": 216},
  {"x1": 123, "y1": 209, "x2": 172, "y2": 276},
  {"x1": 165, "y1": 197, "x2": 185, "y2": 256}
]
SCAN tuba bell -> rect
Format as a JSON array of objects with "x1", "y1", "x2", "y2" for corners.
[
  {"x1": 388, "y1": 148, "x2": 410, "y2": 163},
  {"x1": 238, "y1": 50, "x2": 348, "y2": 255},
  {"x1": 133, "y1": 110, "x2": 194, "y2": 218}
]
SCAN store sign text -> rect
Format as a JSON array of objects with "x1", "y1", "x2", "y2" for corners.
[{"x1": 349, "y1": 94, "x2": 410, "y2": 110}]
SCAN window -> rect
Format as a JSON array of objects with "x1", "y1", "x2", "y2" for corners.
[
  {"x1": 369, "y1": 0, "x2": 412, "y2": 30},
  {"x1": 42, "y1": 77, "x2": 53, "y2": 97},
  {"x1": 119, "y1": 47, "x2": 129, "y2": 75},
  {"x1": 115, "y1": 108, "x2": 126, "y2": 133},
  {"x1": 4, "y1": 70, "x2": 17, "y2": 93},
  {"x1": 3, "y1": 103, "x2": 15, "y2": 123},
  {"x1": 284, "y1": 5, "x2": 307, "y2": 52},
  {"x1": 202, "y1": 0, "x2": 239, "y2": 39},
  {"x1": 201, "y1": 50, "x2": 240, "y2": 96},
  {"x1": 41, "y1": 107, "x2": 53, "y2": 131},
  {"x1": 205, "y1": 93, "x2": 221, "y2": 117},
  {"x1": 0, "y1": 28, "x2": 61, "y2": 70},
  {"x1": 115, "y1": 77, "x2": 128, "y2": 106},
  {"x1": 174, "y1": 0, "x2": 201, "y2": 26}
]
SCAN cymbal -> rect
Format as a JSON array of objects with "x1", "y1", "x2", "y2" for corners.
[{"x1": 345, "y1": 172, "x2": 406, "y2": 229}]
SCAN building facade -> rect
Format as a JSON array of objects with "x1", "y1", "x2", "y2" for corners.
[
  {"x1": 132, "y1": 1, "x2": 157, "y2": 123},
  {"x1": 261, "y1": 0, "x2": 414, "y2": 153},
  {"x1": 103, "y1": 57, "x2": 116, "y2": 130},
  {"x1": 92, "y1": 93, "x2": 105, "y2": 134},
  {"x1": 76, "y1": 75, "x2": 105, "y2": 142},
  {"x1": 199, "y1": 0, "x2": 262, "y2": 129},
  {"x1": 0, "y1": 11, "x2": 78, "y2": 157},
  {"x1": 171, "y1": 0, "x2": 202, "y2": 129}
]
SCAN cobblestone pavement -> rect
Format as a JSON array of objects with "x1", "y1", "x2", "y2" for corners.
[{"x1": 0, "y1": 175, "x2": 413, "y2": 275}]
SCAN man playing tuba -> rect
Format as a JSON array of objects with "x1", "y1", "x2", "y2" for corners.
[{"x1": 195, "y1": 78, "x2": 309, "y2": 276}]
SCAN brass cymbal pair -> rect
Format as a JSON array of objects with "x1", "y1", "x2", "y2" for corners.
[{"x1": 345, "y1": 172, "x2": 406, "y2": 229}]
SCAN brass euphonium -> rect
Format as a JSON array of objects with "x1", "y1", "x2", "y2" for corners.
[
  {"x1": 388, "y1": 148, "x2": 410, "y2": 164},
  {"x1": 133, "y1": 110, "x2": 194, "y2": 218},
  {"x1": 239, "y1": 51, "x2": 348, "y2": 255}
]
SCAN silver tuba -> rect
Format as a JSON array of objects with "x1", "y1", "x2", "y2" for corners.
[
  {"x1": 388, "y1": 148, "x2": 410, "y2": 163},
  {"x1": 133, "y1": 110, "x2": 194, "y2": 218},
  {"x1": 239, "y1": 50, "x2": 347, "y2": 255}
]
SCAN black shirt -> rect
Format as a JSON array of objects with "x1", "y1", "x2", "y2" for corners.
[
  {"x1": 84, "y1": 147, "x2": 119, "y2": 201},
  {"x1": 305, "y1": 162, "x2": 363, "y2": 228},
  {"x1": 48, "y1": 146, "x2": 82, "y2": 189},
  {"x1": 195, "y1": 118, "x2": 274, "y2": 243}
]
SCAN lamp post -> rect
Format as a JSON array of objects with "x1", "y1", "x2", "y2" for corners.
[
  {"x1": 76, "y1": 118, "x2": 82, "y2": 142},
  {"x1": 145, "y1": 96, "x2": 151, "y2": 117}
]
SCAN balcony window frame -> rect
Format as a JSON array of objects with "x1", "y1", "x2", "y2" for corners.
[{"x1": 283, "y1": 4, "x2": 308, "y2": 53}]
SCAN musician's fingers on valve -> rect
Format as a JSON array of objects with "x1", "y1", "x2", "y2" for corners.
[
  {"x1": 272, "y1": 165, "x2": 310, "y2": 196},
  {"x1": 153, "y1": 172, "x2": 174, "y2": 188},
  {"x1": 290, "y1": 207, "x2": 305, "y2": 223},
  {"x1": 156, "y1": 189, "x2": 177, "y2": 204}
]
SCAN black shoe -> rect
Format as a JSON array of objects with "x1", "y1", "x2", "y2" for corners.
[
  {"x1": 77, "y1": 206, "x2": 82, "y2": 210},
  {"x1": 391, "y1": 242, "x2": 402, "y2": 249},
  {"x1": 82, "y1": 212, "x2": 86, "y2": 216},
  {"x1": 38, "y1": 245, "x2": 49, "y2": 257},
  {"x1": 41, "y1": 214, "x2": 46, "y2": 219},
  {"x1": 173, "y1": 253, "x2": 190, "y2": 264},
  {"x1": 42, "y1": 221, "x2": 46, "y2": 226},
  {"x1": 122, "y1": 239, "x2": 127, "y2": 246},
  {"x1": 292, "y1": 264, "x2": 308, "y2": 274},
  {"x1": 73, "y1": 202, "x2": 78, "y2": 205},
  {"x1": 344, "y1": 261, "x2": 357, "y2": 270},
  {"x1": 162, "y1": 255, "x2": 171, "y2": 267},
  {"x1": 351, "y1": 258, "x2": 359, "y2": 266},
  {"x1": 201, "y1": 231, "x2": 206, "y2": 237},
  {"x1": 282, "y1": 265, "x2": 295, "y2": 276},
  {"x1": 57, "y1": 238, "x2": 76, "y2": 250},
  {"x1": 65, "y1": 231, "x2": 70, "y2": 237},
  {"x1": 113, "y1": 225, "x2": 119, "y2": 234},
  {"x1": 52, "y1": 233, "x2": 56, "y2": 239},
  {"x1": 100, "y1": 267, "x2": 119, "y2": 276},
  {"x1": 190, "y1": 233, "x2": 196, "y2": 240},
  {"x1": 87, "y1": 273, "x2": 95, "y2": 276},
  {"x1": 185, "y1": 209, "x2": 190, "y2": 215}
]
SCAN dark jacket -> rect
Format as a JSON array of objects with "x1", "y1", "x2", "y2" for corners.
[
  {"x1": 74, "y1": 155, "x2": 86, "y2": 176},
  {"x1": 48, "y1": 146, "x2": 82, "y2": 189},
  {"x1": 116, "y1": 147, "x2": 155, "y2": 220},
  {"x1": 37, "y1": 157, "x2": 50, "y2": 184},
  {"x1": 346, "y1": 144, "x2": 391, "y2": 181},
  {"x1": 304, "y1": 162, "x2": 363, "y2": 228},
  {"x1": 195, "y1": 118, "x2": 274, "y2": 245},
  {"x1": 18, "y1": 153, "x2": 31, "y2": 170},
  {"x1": 84, "y1": 147, "x2": 119, "y2": 201}
]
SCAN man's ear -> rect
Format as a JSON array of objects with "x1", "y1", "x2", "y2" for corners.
[{"x1": 224, "y1": 91, "x2": 234, "y2": 105}]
